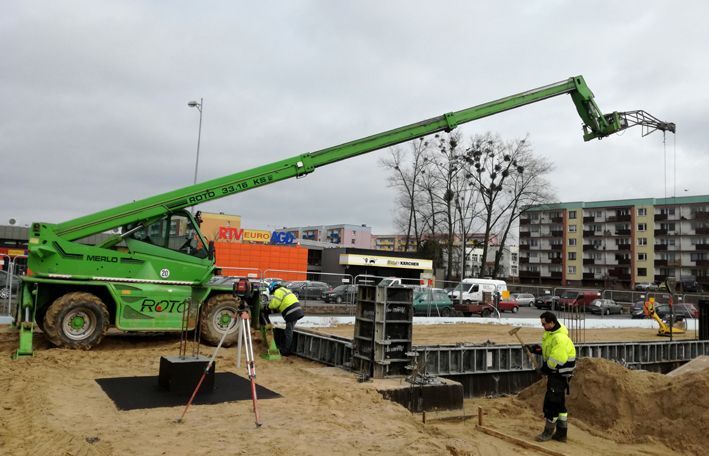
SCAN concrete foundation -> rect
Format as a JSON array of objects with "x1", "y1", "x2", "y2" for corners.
[
  {"x1": 158, "y1": 355, "x2": 214, "y2": 394},
  {"x1": 376, "y1": 377, "x2": 464, "y2": 412}
]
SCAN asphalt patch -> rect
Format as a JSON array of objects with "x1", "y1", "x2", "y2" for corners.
[{"x1": 96, "y1": 372, "x2": 281, "y2": 411}]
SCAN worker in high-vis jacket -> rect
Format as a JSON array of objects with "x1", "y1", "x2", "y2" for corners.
[
  {"x1": 266, "y1": 282, "x2": 305, "y2": 356},
  {"x1": 526, "y1": 311, "x2": 576, "y2": 443}
]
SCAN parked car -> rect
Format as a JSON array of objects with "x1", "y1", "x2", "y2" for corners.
[
  {"x1": 510, "y1": 293, "x2": 535, "y2": 307},
  {"x1": 589, "y1": 298, "x2": 623, "y2": 315},
  {"x1": 634, "y1": 282, "x2": 658, "y2": 291},
  {"x1": 1, "y1": 270, "x2": 21, "y2": 301},
  {"x1": 558, "y1": 290, "x2": 601, "y2": 312},
  {"x1": 534, "y1": 295, "x2": 560, "y2": 310},
  {"x1": 495, "y1": 300, "x2": 519, "y2": 313},
  {"x1": 288, "y1": 281, "x2": 331, "y2": 300},
  {"x1": 655, "y1": 303, "x2": 699, "y2": 319},
  {"x1": 322, "y1": 284, "x2": 357, "y2": 304},
  {"x1": 413, "y1": 288, "x2": 454, "y2": 316},
  {"x1": 679, "y1": 279, "x2": 704, "y2": 293}
]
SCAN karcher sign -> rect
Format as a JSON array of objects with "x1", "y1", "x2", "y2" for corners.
[{"x1": 339, "y1": 254, "x2": 432, "y2": 270}]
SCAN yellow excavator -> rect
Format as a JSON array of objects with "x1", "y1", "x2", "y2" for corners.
[{"x1": 643, "y1": 280, "x2": 686, "y2": 337}]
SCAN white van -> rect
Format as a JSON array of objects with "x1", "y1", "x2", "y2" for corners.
[{"x1": 449, "y1": 278, "x2": 507, "y2": 303}]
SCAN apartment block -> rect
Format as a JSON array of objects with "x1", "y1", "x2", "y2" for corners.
[
  {"x1": 283, "y1": 224, "x2": 372, "y2": 249},
  {"x1": 519, "y1": 195, "x2": 709, "y2": 289}
]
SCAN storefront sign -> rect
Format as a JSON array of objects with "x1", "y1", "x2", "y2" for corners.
[
  {"x1": 218, "y1": 227, "x2": 295, "y2": 245},
  {"x1": 339, "y1": 254, "x2": 432, "y2": 270}
]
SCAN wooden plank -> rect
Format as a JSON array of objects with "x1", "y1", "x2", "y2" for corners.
[{"x1": 476, "y1": 425, "x2": 566, "y2": 456}]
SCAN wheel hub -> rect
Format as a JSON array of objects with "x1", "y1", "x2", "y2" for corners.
[
  {"x1": 62, "y1": 309, "x2": 96, "y2": 341},
  {"x1": 214, "y1": 308, "x2": 237, "y2": 333}
]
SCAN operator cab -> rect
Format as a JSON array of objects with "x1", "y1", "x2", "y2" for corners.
[{"x1": 125, "y1": 210, "x2": 210, "y2": 259}]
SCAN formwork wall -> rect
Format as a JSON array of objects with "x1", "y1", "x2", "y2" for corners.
[{"x1": 214, "y1": 242, "x2": 308, "y2": 281}]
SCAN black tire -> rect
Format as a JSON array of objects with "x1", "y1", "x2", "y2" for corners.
[
  {"x1": 336, "y1": 296, "x2": 343, "y2": 304},
  {"x1": 200, "y1": 294, "x2": 242, "y2": 347},
  {"x1": 440, "y1": 307, "x2": 453, "y2": 317},
  {"x1": 463, "y1": 312, "x2": 472, "y2": 317},
  {"x1": 43, "y1": 292, "x2": 109, "y2": 349},
  {"x1": 482, "y1": 308, "x2": 492, "y2": 318},
  {"x1": 512, "y1": 306, "x2": 519, "y2": 313}
]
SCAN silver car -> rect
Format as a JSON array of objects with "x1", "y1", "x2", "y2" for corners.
[
  {"x1": 510, "y1": 293, "x2": 535, "y2": 307},
  {"x1": 590, "y1": 298, "x2": 623, "y2": 315}
]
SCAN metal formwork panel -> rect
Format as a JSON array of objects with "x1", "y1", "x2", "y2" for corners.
[{"x1": 291, "y1": 329, "x2": 709, "y2": 376}]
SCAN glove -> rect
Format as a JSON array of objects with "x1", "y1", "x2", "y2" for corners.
[{"x1": 525, "y1": 344, "x2": 542, "y2": 355}]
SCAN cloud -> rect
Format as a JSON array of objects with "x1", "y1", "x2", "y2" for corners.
[{"x1": 1, "y1": 1, "x2": 704, "y2": 234}]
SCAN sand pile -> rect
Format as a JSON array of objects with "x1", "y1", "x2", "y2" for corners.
[{"x1": 516, "y1": 358, "x2": 709, "y2": 455}]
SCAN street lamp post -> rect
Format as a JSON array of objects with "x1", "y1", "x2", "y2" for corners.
[{"x1": 187, "y1": 98, "x2": 203, "y2": 185}]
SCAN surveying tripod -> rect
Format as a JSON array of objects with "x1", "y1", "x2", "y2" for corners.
[{"x1": 177, "y1": 308, "x2": 262, "y2": 427}]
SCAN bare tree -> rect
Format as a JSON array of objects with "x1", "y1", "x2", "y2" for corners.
[{"x1": 379, "y1": 139, "x2": 427, "y2": 250}]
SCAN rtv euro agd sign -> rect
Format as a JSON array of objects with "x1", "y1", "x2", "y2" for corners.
[{"x1": 218, "y1": 227, "x2": 295, "y2": 245}]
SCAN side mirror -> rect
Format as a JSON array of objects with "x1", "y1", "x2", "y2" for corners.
[{"x1": 208, "y1": 240, "x2": 215, "y2": 261}]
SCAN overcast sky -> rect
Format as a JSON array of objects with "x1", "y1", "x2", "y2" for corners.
[{"x1": 2, "y1": 1, "x2": 707, "y2": 235}]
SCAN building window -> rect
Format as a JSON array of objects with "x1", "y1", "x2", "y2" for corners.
[
  {"x1": 638, "y1": 238, "x2": 647, "y2": 246},
  {"x1": 569, "y1": 225, "x2": 577, "y2": 233},
  {"x1": 569, "y1": 238, "x2": 576, "y2": 246},
  {"x1": 638, "y1": 223, "x2": 646, "y2": 231},
  {"x1": 568, "y1": 266, "x2": 576, "y2": 274},
  {"x1": 569, "y1": 210, "x2": 576, "y2": 219},
  {"x1": 568, "y1": 252, "x2": 576, "y2": 260},
  {"x1": 638, "y1": 208, "x2": 647, "y2": 216},
  {"x1": 637, "y1": 267, "x2": 647, "y2": 276},
  {"x1": 638, "y1": 253, "x2": 647, "y2": 261}
]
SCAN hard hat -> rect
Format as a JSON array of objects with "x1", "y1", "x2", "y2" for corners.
[{"x1": 268, "y1": 281, "x2": 281, "y2": 293}]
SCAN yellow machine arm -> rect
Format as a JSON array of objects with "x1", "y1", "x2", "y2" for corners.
[{"x1": 643, "y1": 299, "x2": 686, "y2": 337}]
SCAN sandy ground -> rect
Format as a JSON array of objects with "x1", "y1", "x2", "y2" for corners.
[{"x1": 1, "y1": 323, "x2": 707, "y2": 456}]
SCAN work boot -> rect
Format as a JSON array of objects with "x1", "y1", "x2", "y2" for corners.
[
  {"x1": 552, "y1": 420, "x2": 568, "y2": 442},
  {"x1": 535, "y1": 419, "x2": 555, "y2": 442}
]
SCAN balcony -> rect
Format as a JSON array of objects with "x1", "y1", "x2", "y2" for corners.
[
  {"x1": 654, "y1": 229, "x2": 668, "y2": 236},
  {"x1": 551, "y1": 230, "x2": 563, "y2": 237},
  {"x1": 550, "y1": 258, "x2": 563, "y2": 264},
  {"x1": 654, "y1": 214, "x2": 668, "y2": 221},
  {"x1": 551, "y1": 245, "x2": 563, "y2": 250},
  {"x1": 654, "y1": 259, "x2": 668, "y2": 266},
  {"x1": 694, "y1": 259, "x2": 709, "y2": 267},
  {"x1": 583, "y1": 259, "x2": 595, "y2": 265},
  {"x1": 695, "y1": 227, "x2": 709, "y2": 235},
  {"x1": 583, "y1": 216, "x2": 595, "y2": 223},
  {"x1": 694, "y1": 211, "x2": 709, "y2": 220},
  {"x1": 520, "y1": 231, "x2": 530, "y2": 238},
  {"x1": 583, "y1": 230, "x2": 594, "y2": 237},
  {"x1": 583, "y1": 273, "x2": 596, "y2": 279},
  {"x1": 519, "y1": 257, "x2": 529, "y2": 264},
  {"x1": 696, "y1": 244, "x2": 709, "y2": 251},
  {"x1": 551, "y1": 217, "x2": 563, "y2": 224},
  {"x1": 519, "y1": 244, "x2": 530, "y2": 251},
  {"x1": 519, "y1": 270, "x2": 541, "y2": 279},
  {"x1": 616, "y1": 258, "x2": 631, "y2": 265},
  {"x1": 520, "y1": 218, "x2": 530, "y2": 225},
  {"x1": 617, "y1": 244, "x2": 631, "y2": 251},
  {"x1": 655, "y1": 244, "x2": 668, "y2": 251},
  {"x1": 550, "y1": 271, "x2": 562, "y2": 279},
  {"x1": 616, "y1": 229, "x2": 631, "y2": 236}
]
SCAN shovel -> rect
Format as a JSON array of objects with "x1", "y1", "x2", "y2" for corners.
[{"x1": 509, "y1": 326, "x2": 540, "y2": 369}]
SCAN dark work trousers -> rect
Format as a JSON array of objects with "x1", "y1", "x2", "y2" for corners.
[
  {"x1": 283, "y1": 320, "x2": 298, "y2": 354},
  {"x1": 542, "y1": 374, "x2": 568, "y2": 421}
]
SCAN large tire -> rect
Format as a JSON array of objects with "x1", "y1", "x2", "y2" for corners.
[
  {"x1": 512, "y1": 306, "x2": 519, "y2": 313},
  {"x1": 440, "y1": 307, "x2": 453, "y2": 317},
  {"x1": 199, "y1": 294, "x2": 242, "y2": 347},
  {"x1": 481, "y1": 308, "x2": 493, "y2": 318},
  {"x1": 43, "y1": 292, "x2": 109, "y2": 349}
]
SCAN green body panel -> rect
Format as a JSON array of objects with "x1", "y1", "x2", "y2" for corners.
[{"x1": 13, "y1": 75, "x2": 674, "y2": 356}]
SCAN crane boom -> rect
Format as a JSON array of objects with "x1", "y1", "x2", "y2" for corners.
[{"x1": 50, "y1": 76, "x2": 674, "y2": 241}]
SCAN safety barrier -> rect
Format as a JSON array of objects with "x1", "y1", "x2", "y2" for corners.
[{"x1": 1, "y1": 255, "x2": 26, "y2": 321}]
